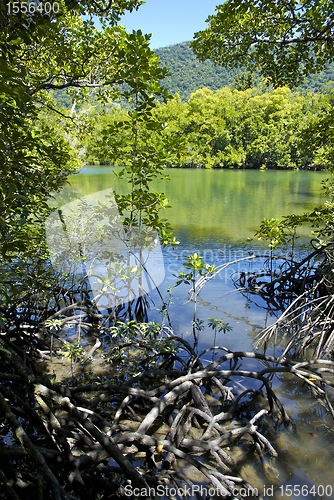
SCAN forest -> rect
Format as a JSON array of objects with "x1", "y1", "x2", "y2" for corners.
[
  {"x1": 57, "y1": 39, "x2": 334, "y2": 172},
  {"x1": 54, "y1": 39, "x2": 334, "y2": 172},
  {"x1": 85, "y1": 85, "x2": 334, "y2": 170},
  {"x1": 155, "y1": 41, "x2": 334, "y2": 100},
  {"x1": 1, "y1": 0, "x2": 334, "y2": 499}
]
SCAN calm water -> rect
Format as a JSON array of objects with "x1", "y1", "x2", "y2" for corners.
[
  {"x1": 66, "y1": 167, "x2": 326, "y2": 241},
  {"x1": 62, "y1": 167, "x2": 327, "y2": 348},
  {"x1": 60, "y1": 167, "x2": 334, "y2": 499}
]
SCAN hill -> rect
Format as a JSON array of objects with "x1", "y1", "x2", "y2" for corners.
[
  {"x1": 155, "y1": 41, "x2": 334, "y2": 100},
  {"x1": 155, "y1": 42, "x2": 239, "y2": 100},
  {"x1": 53, "y1": 41, "x2": 334, "y2": 108}
]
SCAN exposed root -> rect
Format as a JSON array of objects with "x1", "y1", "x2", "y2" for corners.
[
  {"x1": 231, "y1": 243, "x2": 334, "y2": 358},
  {"x1": 1, "y1": 326, "x2": 334, "y2": 499}
]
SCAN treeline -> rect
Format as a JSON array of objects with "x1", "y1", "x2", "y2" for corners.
[
  {"x1": 155, "y1": 42, "x2": 334, "y2": 101},
  {"x1": 85, "y1": 86, "x2": 332, "y2": 170},
  {"x1": 54, "y1": 42, "x2": 334, "y2": 108}
]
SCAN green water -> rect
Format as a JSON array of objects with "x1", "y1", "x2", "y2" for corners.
[
  {"x1": 62, "y1": 166, "x2": 334, "y2": 499},
  {"x1": 66, "y1": 167, "x2": 327, "y2": 242},
  {"x1": 62, "y1": 166, "x2": 328, "y2": 347}
]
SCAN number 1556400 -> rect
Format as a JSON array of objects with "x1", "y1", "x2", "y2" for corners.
[
  {"x1": 6, "y1": 2, "x2": 60, "y2": 14},
  {"x1": 279, "y1": 485, "x2": 332, "y2": 497}
]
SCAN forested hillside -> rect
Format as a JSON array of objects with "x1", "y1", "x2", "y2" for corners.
[
  {"x1": 155, "y1": 42, "x2": 239, "y2": 100},
  {"x1": 54, "y1": 41, "x2": 334, "y2": 107},
  {"x1": 156, "y1": 42, "x2": 334, "y2": 100}
]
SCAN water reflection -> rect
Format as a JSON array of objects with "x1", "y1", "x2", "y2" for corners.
[
  {"x1": 54, "y1": 168, "x2": 333, "y2": 499},
  {"x1": 267, "y1": 372, "x2": 334, "y2": 499},
  {"x1": 45, "y1": 188, "x2": 164, "y2": 315}
]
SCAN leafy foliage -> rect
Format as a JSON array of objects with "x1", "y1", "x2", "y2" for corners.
[
  {"x1": 0, "y1": 0, "x2": 180, "y2": 323},
  {"x1": 208, "y1": 318, "x2": 233, "y2": 335},
  {"x1": 86, "y1": 86, "x2": 328, "y2": 169},
  {"x1": 191, "y1": 0, "x2": 334, "y2": 88},
  {"x1": 256, "y1": 218, "x2": 290, "y2": 250},
  {"x1": 97, "y1": 30, "x2": 180, "y2": 249},
  {"x1": 190, "y1": 1, "x2": 334, "y2": 173},
  {"x1": 171, "y1": 253, "x2": 217, "y2": 344},
  {"x1": 54, "y1": 40, "x2": 334, "y2": 107},
  {"x1": 0, "y1": 0, "x2": 149, "y2": 258}
]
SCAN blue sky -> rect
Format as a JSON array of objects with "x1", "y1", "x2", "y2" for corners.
[{"x1": 120, "y1": 0, "x2": 220, "y2": 49}]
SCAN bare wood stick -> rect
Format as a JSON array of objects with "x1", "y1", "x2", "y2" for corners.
[
  {"x1": 0, "y1": 391, "x2": 71, "y2": 500},
  {"x1": 35, "y1": 384, "x2": 149, "y2": 491},
  {"x1": 137, "y1": 381, "x2": 193, "y2": 435}
]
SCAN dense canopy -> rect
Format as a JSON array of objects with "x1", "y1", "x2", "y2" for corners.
[
  {"x1": 191, "y1": 0, "x2": 334, "y2": 88},
  {"x1": 0, "y1": 0, "x2": 170, "y2": 256}
]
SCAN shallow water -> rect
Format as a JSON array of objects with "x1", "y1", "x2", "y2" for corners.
[
  {"x1": 56, "y1": 167, "x2": 333, "y2": 499},
  {"x1": 59, "y1": 167, "x2": 328, "y2": 351}
]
